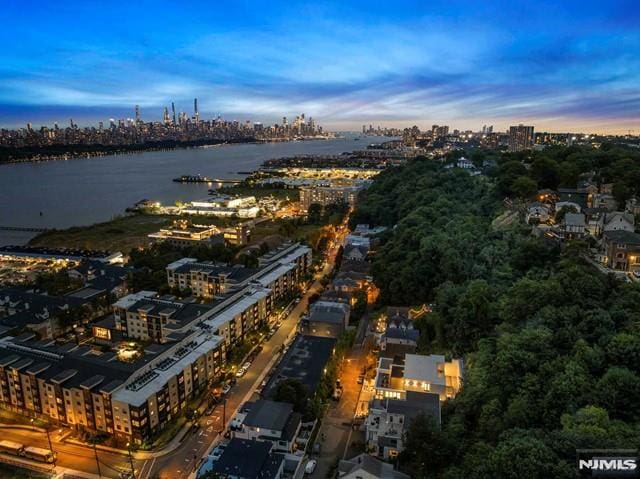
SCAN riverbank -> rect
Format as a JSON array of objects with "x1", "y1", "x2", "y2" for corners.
[
  {"x1": 28, "y1": 214, "x2": 176, "y2": 253},
  {"x1": 0, "y1": 135, "x2": 339, "y2": 165},
  {"x1": 0, "y1": 137, "x2": 254, "y2": 165}
]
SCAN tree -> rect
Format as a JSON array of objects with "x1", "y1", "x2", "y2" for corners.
[
  {"x1": 307, "y1": 203, "x2": 322, "y2": 224},
  {"x1": 273, "y1": 379, "x2": 309, "y2": 414},
  {"x1": 511, "y1": 176, "x2": 538, "y2": 199},
  {"x1": 555, "y1": 204, "x2": 578, "y2": 223}
]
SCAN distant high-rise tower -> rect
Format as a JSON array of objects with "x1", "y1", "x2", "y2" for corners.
[
  {"x1": 171, "y1": 102, "x2": 176, "y2": 125},
  {"x1": 194, "y1": 98, "x2": 199, "y2": 123},
  {"x1": 135, "y1": 104, "x2": 140, "y2": 123},
  {"x1": 508, "y1": 124, "x2": 534, "y2": 152},
  {"x1": 163, "y1": 107, "x2": 171, "y2": 125}
]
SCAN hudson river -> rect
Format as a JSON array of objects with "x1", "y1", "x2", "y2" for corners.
[{"x1": 0, "y1": 135, "x2": 389, "y2": 245}]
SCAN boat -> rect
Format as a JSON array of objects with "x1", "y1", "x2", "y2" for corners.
[{"x1": 173, "y1": 174, "x2": 213, "y2": 183}]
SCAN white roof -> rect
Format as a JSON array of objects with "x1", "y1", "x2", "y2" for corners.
[
  {"x1": 404, "y1": 354, "x2": 446, "y2": 385},
  {"x1": 113, "y1": 334, "x2": 224, "y2": 406},
  {"x1": 256, "y1": 263, "x2": 295, "y2": 286}
]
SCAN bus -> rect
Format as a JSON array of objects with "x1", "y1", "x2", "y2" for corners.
[
  {"x1": 0, "y1": 440, "x2": 25, "y2": 457},
  {"x1": 23, "y1": 446, "x2": 56, "y2": 463}
]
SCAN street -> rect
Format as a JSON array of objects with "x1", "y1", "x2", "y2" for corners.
[
  {"x1": 0, "y1": 221, "x2": 348, "y2": 479},
  {"x1": 148, "y1": 236, "x2": 343, "y2": 479}
]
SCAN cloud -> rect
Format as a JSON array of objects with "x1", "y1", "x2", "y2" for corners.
[{"x1": 0, "y1": 0, "x2": 638, "y2": 133}]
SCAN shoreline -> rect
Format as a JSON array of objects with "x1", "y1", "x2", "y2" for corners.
[{"x1": 0, "y1": 135, "x2": 339, "y2": 166}]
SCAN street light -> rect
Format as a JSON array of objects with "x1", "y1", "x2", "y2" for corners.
[{"x1": 126, "y1": 442, "x2": 136, "y2": 479}]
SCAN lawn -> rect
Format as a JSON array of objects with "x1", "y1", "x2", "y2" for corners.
[{"x1": 29, "y1": 214, "x2": 176, "y2": 253}]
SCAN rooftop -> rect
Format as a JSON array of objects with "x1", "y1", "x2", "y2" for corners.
[
  {"x1": 263, "y1": 335, "x2": 335, "y2": 398},
  {"x1": 211, "y1": 438, "x2": 273, "y2": 479},
  {"x1": 603, "y1": 230, "x2": 640, "y2": 245},
  {"x1": 243, "y1": 399, "x2": 293, "y2": 431}
]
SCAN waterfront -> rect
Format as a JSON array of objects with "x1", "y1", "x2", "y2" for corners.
[{"x1": 0, "y1": 136, "x2": 389, "y2": 245}]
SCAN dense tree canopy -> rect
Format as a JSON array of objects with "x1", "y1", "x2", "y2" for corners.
[{"x1": 351, "y1": 149, "x2": 640, "y2": 477}]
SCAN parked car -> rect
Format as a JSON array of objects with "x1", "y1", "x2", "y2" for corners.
[
  {"x1": 357, "y1": 375, "x2": 364, "y2": 385},
  {"x1": 221, "y1": 384, "x2": 232, "y2": 395},
  {"x1": 242, "y1": 361, "x2": 251, "y2": 369},
  {"x1": 235, "y1": 367, "x2": 246, "y2": 378},
  {"x1": 634, "y1": 271, "x2": 640, "y2": 278},
  {"x1": 305, "y1": 459, "x2": 317, "y2": 474}
]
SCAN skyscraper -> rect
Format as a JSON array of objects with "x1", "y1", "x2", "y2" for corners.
[
  {"x1": 194, "y1": 98, "x2": 199, "y2": 124},
  {"x1": 135, "y1": 104, "x2": 140, "y2": 124},
  {"x1": 509, "y1": 124, "x2": 535, "y2": 152},
  {"x1": 171, "y1": 102, "x2": 176, "y2": 125}
]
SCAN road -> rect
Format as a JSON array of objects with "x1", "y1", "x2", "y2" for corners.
[
  {"x1": 308, "y1": 335, "x2": 371, "y2": 479},
  {"x1": 0, "y1": 426, "x2": 136, "y2": 478},
  {"x1": 147, "y1": 237, "x2": 344, "y2": 479},
  {"x1": 0, "y1": 220, "x2": 348, "y2": 479}
]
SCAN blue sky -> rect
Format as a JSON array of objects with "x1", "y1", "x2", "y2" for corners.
[{"x1": 1, "y1": 0, "x2": 639, "y2": 132}]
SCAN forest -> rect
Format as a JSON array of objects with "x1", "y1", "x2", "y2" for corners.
[{"x1": 350, "y1": 145, "x2": 640, "y2": 478}]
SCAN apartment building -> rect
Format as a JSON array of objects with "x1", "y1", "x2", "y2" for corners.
[
  {"x1": 299, "y1": 185, "x2": 360, "y2": 212},
  {"x1": 0, "y1": 331, "x2": 225, "y2": 444},
  {"x1": 166, "y1": 242, "x2": 312, "y2": 302}
]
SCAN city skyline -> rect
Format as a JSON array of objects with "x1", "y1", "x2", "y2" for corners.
[{"x1": 1, "y1": 1, "x2": 639, "y2": 133}]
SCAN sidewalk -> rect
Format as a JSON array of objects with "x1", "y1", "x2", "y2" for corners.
[{"x1": 187, "y1": 341, "x2": 287, "y2": 479}]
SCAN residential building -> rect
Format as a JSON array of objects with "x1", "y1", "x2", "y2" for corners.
[
  {"x1": 113, "y1": 286, "x2": 270, "y2": 346},
  {"x1": 373, "y1": 354, "x2": 463, "y2": 401},
  {"x1": 299, "y1": 185, "x2": 360, "y2": 212},
  {"x1": 560, "y1": 212, "x2": 586, "y2": 239},
  {"x1": 0, "y1": 330, "x2": 225, "y2": 445},
  {"x1": 343, "y1": 244, "x2": 369, "y2": 262},
  {"x1": 558, "y1": 187, "x2": 588, "y2": 209},
  {"x1": 304, "y1": 300, "x2": 350, "y2": 338},
  {"x1": 353, "y1": 224, "x2": 387, "y2": 237},
  {"x1": 233, "y1": 399, "x2": 302, "y2": 452},
  {"x1": 592, "y1": 193, "x2": 617, "y2": 211},
  {"x1": 365, "y1": 391, "x2": 441, "y2": 460},
  {"x1": 525, "y1": 202, "x2": 551, "y2": 224},
  {"x1": 262, "y1": 335, "x2": 336, "y2": 399},
  {"x1": 0, "y1": 288, "x2": 94, "y2": 339},
  {"x1": 211, "y1": 438, "x2": 285, "y2": 479},
  {"x1": 67, "y1": 260, "x2": 130, "y2": 298},
  {"x1": 338, "y1": 454, "x2": 410, "y2": 479},
  {"x1": 166, "y1": 243, "x2": 312, "y2": 302},
  {"x1": 603, "y1": 211, "x2": 635, "y2": 234},
  {"x1": 602, "y1": 230, "x2": 640, "y2": 272},
  {"x1": 508, "y1": 124, "x2": 534, "y2": 152},
  {"x1": 166, "y1": 259, "x2": 259, "y2": 298},
  {"x1": 380, "y1": 316, "x2": 419, "y2": 359}
]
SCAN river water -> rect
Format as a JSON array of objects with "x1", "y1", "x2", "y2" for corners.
[{"x1": 0, "y1": 135, "x2": 390, "y2": 245}]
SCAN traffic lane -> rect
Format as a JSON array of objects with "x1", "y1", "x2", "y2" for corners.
[
  {"x1": 150, "y1": 298, "x2": 304, "y2": 478},
  {"x1": 151, "y1": 260, "x2": 333, "y2": 478},
  {"x1": 0, "y1": 427, "x2": 130, "y2": 478}
]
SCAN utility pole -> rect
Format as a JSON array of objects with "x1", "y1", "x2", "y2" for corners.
[
  {"x1": 45, "y1": 428, "x2": 56, "y2": 469},
  {"x1": 93, "y1": 441, "x2": 102, "y2": 478},
  {"x1": 126, "y1": 442, "x2": 136, "y2": 479},
  {"x1": 222, "y1": 397, "x2": 227, "y2": 430}
]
